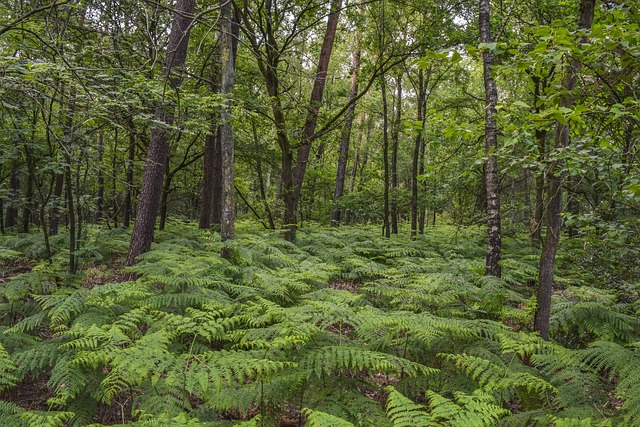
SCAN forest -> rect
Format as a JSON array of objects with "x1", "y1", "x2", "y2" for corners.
[{"x1": 0, "y1": 0, "x2": 639, "y2": 425}]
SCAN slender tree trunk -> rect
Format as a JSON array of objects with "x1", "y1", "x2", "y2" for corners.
[
  {"x1": 158, "y1": 157, "x2": 171, "y2": 231},
  {"x1": 126, "y1": 0, "x2": 195, "y2": 265},
  {"x1": 96, "y1": 132, "x2": 105, "y2": 221},
  {"x1": 534, "y1": 0, "x2": 595, "y2": 340},
  {"x1": 411, "y1": 70, "x2": 426, "y2": 238},
  {"x1": 23, "y1": 150, "x2": 35, "y2": 233},
  {"x1": 331, "y1": 37, "x2": 360, "y2": 226},
  {"x1": 65, "y1": 165, "x2": 76, "y2": 274},
  {"x1": 5, "y1": 162, "x2": 19, "y2": 230},
  {"x1": 252, "y1": 122, "x2": 275, "y2": 229},
  {"x1": 349, "y1": 112, "x2": 367, "y2": 194},
  {"x1": 110, "y1": 128, "x2": 118, "y2": 228},
  {"x1": 391, "y1": 73, "x2": 402, "y2": 235},
  {"x1": 381, "y1": 76, "x2": 390, "y2": 238},
  {"x1": 531, "y1": 76, "x2": 547, "y2": 247},
  {"x1": 480, "y1": 0, "x2": 502, "y2": 277},
  {"x1": 532, "y1": 168, "x2": 545, "y2": 245},
  {"x1": 50, "y1": 173, "x2": 64, "y2": 235},
  {"x1": 122, "y1": 126, "x2": 135, "y2": 228},
  {"x1": 199, "y1": 130, "x2": 217, "y2": 229},
  {"x1": 419, "y1": 127, "x2": 427, "y2": 234},
  {"x1": 220, "y1": 0, "x2": 236, "y2": 242},
  {"x1": 289, "y1": 0, "x2": 342, "y2": 239},
  {"x1": 344, "y1": 112, "x2": 367, "y2": 224}
]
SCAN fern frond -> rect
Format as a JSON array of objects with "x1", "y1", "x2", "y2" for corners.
[
  {"x1": 581, "y1": 341, "x2": 640, "y2": 420},
  {"x1": 551, "y1": 301, "x2": 639, "y2": 343},
  {"x1": 440, "y1": 352, "x2": 556, "y2": 397},
  {"x1": 385, "y1": 387, "x2": 436, "y2": 427},
  {"x1": 303, "y1": 345, "x2": 437, "y2": 379},
  {"x1": 304, "y1": 408, "x2": 355, "y2": 426}
]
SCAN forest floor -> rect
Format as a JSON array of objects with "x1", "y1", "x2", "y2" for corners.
[{"x1": 0, "y1": 221, "x2": 638, "y2": 426}]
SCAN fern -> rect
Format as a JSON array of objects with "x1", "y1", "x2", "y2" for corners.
[
  {"x1": 302, "y1": 345, "x2": 438, "y2": 379},
  {"x1": 304, "y1": 408, "x2": 356, "y2": 426},
  {"x1": 0, "y1": 342, "x2": 18, "y2": 392},
  {"x1": 439, "y1": 352, "x2": 556, "y2": 397},
  {"x1": 386, "y1": 387, "x2": 436, "y2": 426},
  {"x1": 581, "y1": 341, "x2": 640, "y2": 420},
  {"x1": 551, "y1": 301, "x2": 639, "y2": 343}
]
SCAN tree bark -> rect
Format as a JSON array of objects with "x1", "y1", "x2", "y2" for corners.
[
  {"x1": 480, "y1": 0, "x2": 502, "y2": 277},
  {"x1": 65, "y1": 164, "x2": 77, "y2": 274},
  {"x1": 220, "y1": 0, "x2": 236, "y2": 242},
  {"x1": 391, "y1": 73, "x2": 402, "y2": 235},
  {"x1": 5, "y1": 161, "x2": 19, "y2": 230},
  {"x1": 23, "y1": 149, "x2": 35, "y2": 233},
  {"x1": 289, "y1": 0, "x2": 342, "y2": 239},
  {"x1": 411, "y1": 70, "x2": 427, "y2": 238},
  {"x1": 49, "y1": 173, "x2": 64, "y2": 235},
  {"x1": 534, "y1": 0, "x2": 595, "y2": 340},
  {"x1": 331, "y1": 37, "x2": 360, "y2": 227},
  {"x1": 96, "y1": 132, "x2": 105, "y2": 221},
  {"x1": 531, "y1": 76, "x2": 548, "y2": 247},
  {"x1": 126, "y1": 0, "x2": 195, "y2": 265},
  {"x1": 381, "y1": 76, "x2": 391, "y2": 238},
  {"x1": 252, "y1": 122, "x2": 275, "y2": 229},
  {"x1": 158, "y1": 156, "x2": 171, "y2": 231}
]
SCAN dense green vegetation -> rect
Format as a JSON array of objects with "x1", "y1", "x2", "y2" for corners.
[
  {"x1": 1, "y1": 221, "x2": 639, "y2": 425},
  {"x1": 1, "y1": 0, "x2": 640, "y2": 425}
]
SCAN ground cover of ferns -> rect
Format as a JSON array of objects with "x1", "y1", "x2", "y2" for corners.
[{"x1": 0, "y1": 221, "x2": 639, "y2": 426}]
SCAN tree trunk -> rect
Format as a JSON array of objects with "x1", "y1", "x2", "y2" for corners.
[
  {"x1": 126, "y1": 0, "x2": 195, "y2": 265},
  {"x1": 411, "y1": 70, "x2": 426, "y2": 238},
  {"x1": 344, "y1": 111, "x2": 367, "y2": 224},
  {"x1": 534, "y1": 0, "x2": 595, "y2": 340},
  {"x1": 480, "y1": 0, "x2": 502, "y2": 277},
  {"x1": 96, "y1": 132, "x2": 105, "y2": 221},
  {"x1": 199, "y1": 130, "x2": 218, "y2": 229},
  {"x1": 158, "y1": 157, "x2": 171, "y2": 231},
  {"x1": 289, "y1": 0, "x2": 342, "y2": 238},
  {"x1": 23, "y1": 149, "x2": 35, "y2": 233},
  {"x1": 220, "y1": 0, "x2": 236, "y2": 242},
  {"x1": 531, "y1": 75, "x2": 548, "y2": 247},
  {"x1": 49, "y1": 173, "x2": 64, "y2": 235},
  {"x1": 65, "y1": 165, "x2": 76, "y2": 274},
  {"x1": 391, "y1": 73, "x2": 402, "y2": 235},
  {"x1": 5, "y1": 161, "x2": 19, "y2": 230},
  {"x1": 381, "y1": 76, "x2": 390, "y2": 238},
  {"x1": 418, "y1": 124, "x2": 427, "y2": 234},
  {"x1": 122, "y1": 125, "x2": 136, "y2": 228},
  {"x1": 252, "y1": 122, "x2": 275, "y2": 229},
  {"x1": 331, "y1": 37, "x2": 360, "y2": 227}
]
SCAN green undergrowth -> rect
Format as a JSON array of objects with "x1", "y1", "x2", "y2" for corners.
[{"x1": 0, "y1": 221, "x2": 638, "y2": 426}]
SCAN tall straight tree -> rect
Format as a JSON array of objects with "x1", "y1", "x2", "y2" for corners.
[
  {"x1": 381, "y1": 76, "x2": 391, "y2": 238},
  {"x1": 479, "y1": 0, "x2": 502, "y2": 277},
  {"x1": 219, "y1": 0, "x2": 236, "y2": 241},
  {"x1": 126, "y1": 0, "x2": 195, "y2": 265},
  {"x1": 331, "y1": 35, "x2": 361, "y2": 227},
  {"x1": 391, "y1": 72, "x2": 402, "y2": 235},
  {"x1": 534, "y1": 0, "x2": 596, "y2": 340},
  {"x1": 411, "y1": 69, "x2": 427, "y2": 238},
  {"x1": 289, "y1": 0, "x2": 342, "y2": 238}
]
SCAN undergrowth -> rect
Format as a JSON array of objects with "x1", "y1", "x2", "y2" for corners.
[{"x1": 0, "y1": 220, "x2": 638, "y2": 426}]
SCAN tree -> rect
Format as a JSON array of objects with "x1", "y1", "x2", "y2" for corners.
[
  {"x1": 479, "y1": 0, "x2": 502, "y2": 277},
  {"x1": 219, "y1": 0, "x2": 236, "y2": 241},
  {"x1": 126, "y1": 0, "x2": 195, "y2": 266},
  {"x1": 534, "y1": 0, "x2": 596, "y2": 340},
  {"x1": 331, "y1": 35, "x2": 361, "y2": 227}
]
